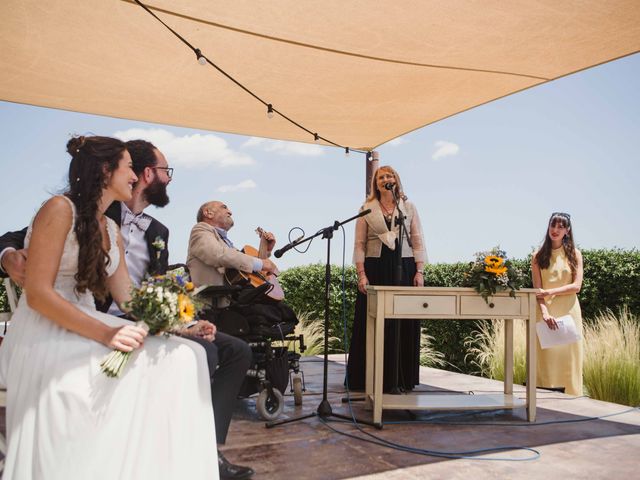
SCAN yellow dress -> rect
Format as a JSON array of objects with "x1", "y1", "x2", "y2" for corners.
[{"x1": 536, "y1": 247, "x2": 584, "y2": 395}]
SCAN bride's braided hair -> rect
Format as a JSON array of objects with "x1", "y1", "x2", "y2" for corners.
[{"x1": 66, "y1": 135, "x2": 126, "y2": 301}]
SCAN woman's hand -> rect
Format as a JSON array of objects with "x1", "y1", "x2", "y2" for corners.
[
  {"x1": 106, "y1": 324, "x2": 147, "y2": 352},
  {"x1": 543, "y1": 314, "x2": 558, "y2": 330},
  {"x1": 536, "y1": 288, "x2": 550, "y2": 299},
  {"x1": 358, "y1": 273, "x2": 369, "y2": 295},
  {"x1": 413, "y1": 271, "x2": 424, "y2": 287}
]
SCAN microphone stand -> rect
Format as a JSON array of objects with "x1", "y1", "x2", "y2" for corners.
[
  {"x1": 389, "y1": 187, "x2": 409, "y2": 395},
  {"x1": 266, "y1": 209, "x2": 378, "y2": 429}
]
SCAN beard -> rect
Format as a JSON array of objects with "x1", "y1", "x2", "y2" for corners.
[{"x1": 144, "y1": 178, "x2": 170, "y2": 207}]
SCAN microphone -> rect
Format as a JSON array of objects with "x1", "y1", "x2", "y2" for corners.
[
  {"x1": 274, "y1": 235, "x2": 304, "y2": 258},
  {"x1": 384, "y1": 182, "x2": 395, "y2": 191}
]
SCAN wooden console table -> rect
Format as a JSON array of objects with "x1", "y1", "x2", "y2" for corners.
[{"x1": 364, "y1": 286, "x2": 537, "y2": 427}]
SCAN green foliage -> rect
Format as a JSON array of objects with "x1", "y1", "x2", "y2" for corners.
[
  {"x1": 0, "y1": 284, "x2": 7, "y2": 312},
  {"x1": 579, "y1": 249, "x2": 640, "y2": 324},
  {"x1": 278, "y1": 263, "x2": 357, "y2": 351},
  {"x1": 0, "y1": 279, "x2": 21, "y2": 313}
]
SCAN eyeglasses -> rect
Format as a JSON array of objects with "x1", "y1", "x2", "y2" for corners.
[
  {"x1": 551, "y1": 212, "x2": 571, "y2": 220},
  {"x1": 153, "y1": 167, "x2": 174, "y2": 179}
]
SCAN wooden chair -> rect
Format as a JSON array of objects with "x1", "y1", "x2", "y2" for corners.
[{"x1": 0, "y1": 277, "x2": 19, "y2": 472}]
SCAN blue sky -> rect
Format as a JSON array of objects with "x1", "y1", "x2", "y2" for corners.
[{"x1": 1, "y1": 53, "x2": 638, "y2": 271}]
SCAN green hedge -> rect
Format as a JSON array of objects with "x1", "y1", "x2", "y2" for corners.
[
  {"x1": 3, "y1": 248, "x2": 638, "y2": 373},
  {"x1": 278, "y1": 263, "x2": 358, "y2": 351},
  {"x1": 277, "y1": 249, "x2": 640, "y2": 373},
  {"x1": 580, "y1": 249, "x2": 640, "y2": 324}
]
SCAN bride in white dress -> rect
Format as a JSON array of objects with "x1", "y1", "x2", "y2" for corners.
[{"x1": 0, "y1": 136, "x2": 218, "y2": 479}]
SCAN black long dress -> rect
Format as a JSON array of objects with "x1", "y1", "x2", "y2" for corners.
[{"x1": 346, "y1": 228, "x2": 421, "y2": 392}]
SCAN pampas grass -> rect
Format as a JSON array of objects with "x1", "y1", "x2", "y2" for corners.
[
  {"x1": 420, "y1": 330, "x2": 447, "y2": 368},
  {"x1": 464, "y1": 319, "x2": 529, "y2": 385},
  {"x1": 583, "y1": 307, "x2": 640, "y2": 406},
  {"x1": 286, "y1": 311, "x2": 342, "y2": 356},
  {"x1": 465, "y1": 308, "x2": 640, "y2": 406}
]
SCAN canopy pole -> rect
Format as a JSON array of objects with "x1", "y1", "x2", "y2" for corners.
[{"x1": 365, "y1": 150, "x2": 379, "y2": 198}]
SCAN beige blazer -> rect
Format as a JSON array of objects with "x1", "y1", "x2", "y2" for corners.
[
  {"x1": 353, "y1": 199, "x2": 427, "y2": 264},
  {"x1": 186, "y1": 222, "x2": 255, "y2": 289}
]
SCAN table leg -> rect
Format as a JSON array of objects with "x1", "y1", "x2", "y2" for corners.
[
  {"x1": 365, "y1": 292, "x2": 376, "y2": 409},
  {"x1": 504, "y1": 318, "x2": 514, "y2": 395},
  {"x1": 373, "y1": 292, "x2": 385, "y2": 427},
  {"x1": 527, "y1": 293, "x2": 537, "y2": 421}
]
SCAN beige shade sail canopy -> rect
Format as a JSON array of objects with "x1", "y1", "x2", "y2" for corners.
[{"x1": 1, "y1": 0, "x2": 639, "y2": 151}]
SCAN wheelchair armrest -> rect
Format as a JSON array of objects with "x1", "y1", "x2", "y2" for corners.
[{"x1": 194, "y1": 284, "x2": 242, "y2": 300}]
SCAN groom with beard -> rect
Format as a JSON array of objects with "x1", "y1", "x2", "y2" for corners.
[{"x1": 0, "y1": 139, "x2": 255, "y2": 480}]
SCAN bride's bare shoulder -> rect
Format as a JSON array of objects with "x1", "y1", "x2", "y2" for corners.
[{"x1": 32, "y1": 196, "x2": 74, "y2": 230}]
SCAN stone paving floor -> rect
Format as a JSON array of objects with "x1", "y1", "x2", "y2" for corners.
[{"x1": 2, "y1": 355, "x2": 639, "y2": 479}]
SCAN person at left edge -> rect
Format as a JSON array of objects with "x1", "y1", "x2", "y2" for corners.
[{"x1": 0, "y1": 139, "x2": 254, "y2": 480}]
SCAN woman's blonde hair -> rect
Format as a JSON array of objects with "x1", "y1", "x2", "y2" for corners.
[{"x1": 366, "y1": 165, "x2": 407, "y2": 202}]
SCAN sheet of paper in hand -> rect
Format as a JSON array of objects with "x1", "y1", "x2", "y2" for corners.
[{"x1": 536, "y1": 314, "x2": 581, "y2": 349}]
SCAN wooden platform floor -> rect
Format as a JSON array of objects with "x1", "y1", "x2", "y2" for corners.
[{"x1": 2, "y1": 355, "x2": 640, "y2": 479}]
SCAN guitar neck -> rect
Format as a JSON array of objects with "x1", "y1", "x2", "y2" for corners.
[{"x1": 255, "y1": 227, "x2": 269, "y2": 259}]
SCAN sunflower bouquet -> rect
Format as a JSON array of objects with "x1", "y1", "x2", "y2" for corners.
[
  {"x1": 464, "y1": 247, "x2": 524, "y2": 304},
  {"x1": 100, "y1": 267, "x2": 201, "y2": 377}
]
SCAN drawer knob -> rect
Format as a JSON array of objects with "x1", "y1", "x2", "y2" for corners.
[
  {"x1": 422, "y1": 302, "x2": 429, "y2": 309},
  {"x1": 489, "y1": 302, "x2": 495, "y2": 308}
]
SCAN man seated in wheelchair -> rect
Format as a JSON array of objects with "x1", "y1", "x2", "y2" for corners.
[
  {"x1": 187, "y1": 201, "x2": 304, "y2": 418},
  {"x1": 186, "y1": 200, "x2": 300, "y2": 341}
]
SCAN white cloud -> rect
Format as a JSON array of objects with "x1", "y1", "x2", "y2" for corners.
[
  {"x1": 386, "y1": 137, "x2": 407, "y2": 147},
  {"x1": 242, "y1": 137, "x2": 324, "y2": 156},
  {"x1": 432, "y1": 140, "x2": 460, "y2": 160},
  {"x1": 216, "y1": 179, "x2": 257, "y2": 193},
  {"x1": 113, "y1": 128, "x2": 254, "y2": 168}
]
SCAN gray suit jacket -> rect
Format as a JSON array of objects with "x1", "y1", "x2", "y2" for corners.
[{"x1": 187, "y1": 222, "x2": 256, "y2": 305}]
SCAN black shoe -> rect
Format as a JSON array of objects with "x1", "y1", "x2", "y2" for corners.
[{"x1": 218, "y1": 450, "x2": 254, "y2": 480}]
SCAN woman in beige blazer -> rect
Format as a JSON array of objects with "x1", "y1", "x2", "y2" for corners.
[{"x1": 346, "y1": 165, "x2": 427, "y2": 392}]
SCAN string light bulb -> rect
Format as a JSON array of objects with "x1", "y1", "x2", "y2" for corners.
[
  {"x1": 195, "y1": 49, "x2": 207, "y2": 65},
  {"x1": 345, "y1": 147, "x2": 350, "y2": 157},
  {"x1": 314, "y1": 133, "x2": 319, "y2": 142},
  {"x1": 267, "y1": 104, "x2": 274, "y2": 119}
]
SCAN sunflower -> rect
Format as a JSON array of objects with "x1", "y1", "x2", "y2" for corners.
[
  {"x1": 178, "y1": 294, "x2": 195, "y2": 323},
  {"x1": 485, "y1": 265, "x2": 508, "y2": 275},
  {"x1": 484, "y1": 255, "x2": 504, "y2": 268}
]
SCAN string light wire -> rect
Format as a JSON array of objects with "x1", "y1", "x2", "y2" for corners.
[{"x1": 133, "y1": 0, "x2": 368, "y2": 155}]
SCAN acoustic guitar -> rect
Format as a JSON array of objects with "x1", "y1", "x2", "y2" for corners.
[{"x1": 224, "y1": 227, "x2": 285, "y2": 301}]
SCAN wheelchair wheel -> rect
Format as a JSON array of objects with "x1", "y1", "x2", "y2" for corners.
[
  {"x1": 256, "y1": 387, "x2": 284, "y2": 421},
  {"x1": 292, "y1": 376, "x2": 303, "y2": 406}
]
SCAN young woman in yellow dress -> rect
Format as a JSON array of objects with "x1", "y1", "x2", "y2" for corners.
[{"x1": 531, "y1": 212, "x2": 584, "y2": 395}]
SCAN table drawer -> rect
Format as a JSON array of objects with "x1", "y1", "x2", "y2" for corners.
[
  {"x1": 393, "y1": 295, "x2": 456, "y2": 315},
  {"x1": 460, "y1": 295, "x2": 523, "y2": 316}
]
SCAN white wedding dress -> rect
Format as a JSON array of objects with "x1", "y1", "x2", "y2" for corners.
[{"x1": 0, "y1": 197, "x2": 218, "y2": 479}]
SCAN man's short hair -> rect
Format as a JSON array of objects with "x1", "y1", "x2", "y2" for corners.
[{"x1": 125, "y1": 139, "x2": 158, "y2": 176}]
